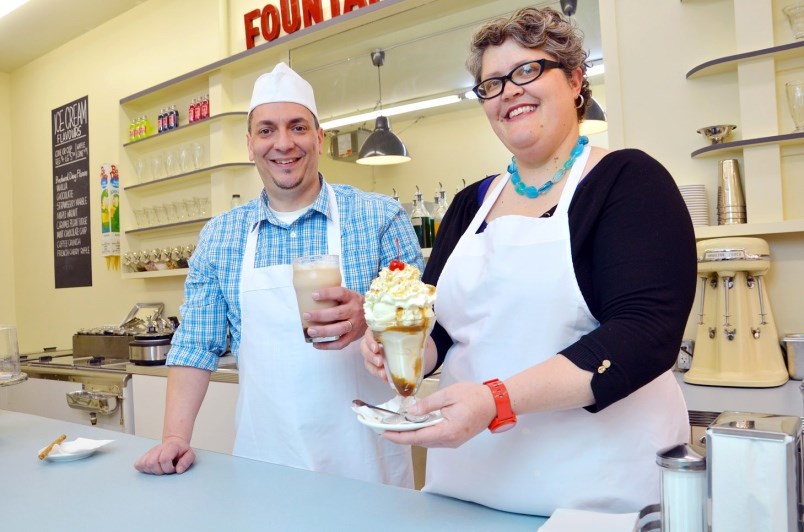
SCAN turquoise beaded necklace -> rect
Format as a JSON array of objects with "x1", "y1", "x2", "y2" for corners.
[{"x1": 507, "y1": 135, "x2": 589, "y2": 199}]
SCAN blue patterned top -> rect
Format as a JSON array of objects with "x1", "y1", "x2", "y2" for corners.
[{"x1": 168, "y1": 177, "x2": 423, "y2": 371}]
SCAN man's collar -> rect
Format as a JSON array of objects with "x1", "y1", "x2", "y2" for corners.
[{"x1": 259, "y1": 175, "x2": 333, "y2": 224}]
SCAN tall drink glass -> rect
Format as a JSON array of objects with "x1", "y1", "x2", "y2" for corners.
[
  {"x1": 292, "y1": 254, "x2": 342, "y2": 343},
  {"x1": 0, "y1": 325, "x2": 21, "y2": 381},
  {"x1": 786, "y1": 81, "x2": 804, "y2": 132}
]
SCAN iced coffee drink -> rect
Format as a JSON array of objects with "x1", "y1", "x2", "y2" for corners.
[
  {"x1": 364, "y1": 261, "x2": 436, "y2": 413},
  {"x1": 292, "y1": 254, "x2": 342, "y2": 343}
]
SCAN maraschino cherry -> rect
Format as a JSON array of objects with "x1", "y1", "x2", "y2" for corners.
[
  {"x1": 389, "y1": 259, "x2": 404, "y2": 271},
  {"x1": 389, "y1": 238, "x2": 405, "y2": 270}
]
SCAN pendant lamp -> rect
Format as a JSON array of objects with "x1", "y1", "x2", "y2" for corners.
[
  {"x1": 580, "y1": 96, "x2": 607, "y2": 136},
  {"x1": 356, "y1": 51, "x2": 411, "y2": 165}
]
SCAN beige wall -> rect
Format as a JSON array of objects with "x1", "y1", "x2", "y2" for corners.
[
  {"x1": 602, "y1": 0, "x2": 804, "y2": 339},
  {"x1": 7, "y1": 0, "x2": 225, "y2": 351},
  {"x1": 3, "y1": 0, "x2": 803, "y2": 353},
  {"x1": 0, "y1": 72, "x2": 15, "y2": 325}
]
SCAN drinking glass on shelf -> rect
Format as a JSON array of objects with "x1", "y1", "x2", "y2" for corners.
[
  {"x1": 184, "y1": 197, "x2": 200, "y2": 219},
  {"x1": 179, "y1": 144, "x2": 190, "y2": 173},
  {"x1": 133, "y1": 209, "x2": 147, "y2": 228},
  {"x1": 784, "y1": 3, "x2": 804, "y2": 40},
  {"x1": 144, "y1": 207, "x2": 159, "y2": 227},
  {"x1": 173, "y1": 200, "x2": 188, "y2": 222},
  {"x1": 192, "y1": 143, "x2": 204, "y2": 169},
  {"x1": 165, "y1": 202, "x2": 178, "y2": 223},
  {"x1": 156, "y1": 204, "x2": 169, "y2": 225},
  {"x1": 786, "y1": 81, "x2": 804, "y2": 132},
  {"x1": 150, "y1": 154, "x2": 164, "y2": 181},
  {"x1": 197, "y1": 196, "x2": 210, "y2": 217},
  {"x1": 165, "y1": 150, "x2": 178, "y2": 176},
  {"x1": 134, "y1": 158, "x2": 147, "y2": 183}
]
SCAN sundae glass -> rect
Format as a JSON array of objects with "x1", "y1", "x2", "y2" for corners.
[{"x1": 364, "y1": 260, "x2": 436, "y2": 423}]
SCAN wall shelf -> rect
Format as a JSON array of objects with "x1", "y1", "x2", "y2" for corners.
[
  {"x1": 694, "y1": 219, "x2": 804, "y2": 240},
  {"x1": 124, "y1": 162, "x2": 254, "y2": 192},
  {"x1": 690, "y1": 131, "x2": 804, "y2": 159},
  {"x1": 686, "y1": 41, "x2": 804, "y2": 79},
  {"x1": 123, "y1": 112, "x2": 247, "y2": 151},
  {"x1": 125, "y1": 218, "x2": 210, "y2": 236},
  {"x1": 122, "y1": 268, "x2": 189, "y2": 280}
]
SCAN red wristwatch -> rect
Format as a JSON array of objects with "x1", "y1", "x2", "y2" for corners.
[{"x1": 483, "y1": 378, "x2": 517, "y2": 433}]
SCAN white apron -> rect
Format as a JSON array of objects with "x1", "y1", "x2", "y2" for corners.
[
  {"x1": 234, "y1": 184, "x2": 413, "y2": 487},
  {"x1": 424, "y1": 147, "x2": 689, "y2": 515}
]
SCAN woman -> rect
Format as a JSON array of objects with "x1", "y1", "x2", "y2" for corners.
[{"x1": 361, "y1": 6, "x2": 696, "y2": 516}]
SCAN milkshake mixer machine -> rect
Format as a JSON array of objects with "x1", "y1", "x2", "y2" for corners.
[{"x1": 684, "y1": 237, "x2": 789, "y2": 387}]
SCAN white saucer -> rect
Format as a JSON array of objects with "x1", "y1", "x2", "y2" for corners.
[
  {"x1": 42, "y1": 447, "x2": 96, "y2": 462},
  {"x1": 353, "y1": 399, "x2": 444, "y2": 433},
  {"x1": 39, "y1": 438, "x2": 114, "y2": 462}
]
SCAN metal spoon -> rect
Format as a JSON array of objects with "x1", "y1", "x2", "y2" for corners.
[{"x1": 352, "y1": 399, "x2": 405, "y2": 424}]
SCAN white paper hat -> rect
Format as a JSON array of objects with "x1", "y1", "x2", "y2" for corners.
[{"x1": 248, "y1": 62, "x2": 318, "y2": 120}]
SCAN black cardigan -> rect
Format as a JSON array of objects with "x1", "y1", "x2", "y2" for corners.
[{"x1": 423, "y1": 149, "x2": 697, "y2": 412}]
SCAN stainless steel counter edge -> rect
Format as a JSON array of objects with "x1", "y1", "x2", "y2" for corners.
[{"x1": 126, "y1": 363, "x2": 239, "y2": 384}]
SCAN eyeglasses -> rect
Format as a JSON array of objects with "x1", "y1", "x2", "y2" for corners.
[{"x1": 472, "y1": 59, "x2": 561, "y2": 100}]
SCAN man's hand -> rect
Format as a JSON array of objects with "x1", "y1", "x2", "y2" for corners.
[
  {"x1": 134, "y1": 436, "x2": 196, "y2": 475},
  {"x1": 304, "y1": 286, "x2": 366, "y2": 350}
]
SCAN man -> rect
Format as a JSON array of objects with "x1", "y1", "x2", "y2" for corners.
[{"x1": 134, "y1": 63, "x2": 422, "y2": 487}]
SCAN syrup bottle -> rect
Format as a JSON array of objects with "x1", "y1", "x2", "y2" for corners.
[
  {"x1": 410, "y1": 186, "x2": 434, "y2": 248},
  {"x1": 433, "y1": 182, "x2": 449, "y2": 236}
]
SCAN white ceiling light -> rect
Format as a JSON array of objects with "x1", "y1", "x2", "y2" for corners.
[
  {"x1": 321, "y1": 94, "x2": 462, "y2": 131},
  {"x1": 0, "y1": 0, "x2": 28, "y2": 19}
]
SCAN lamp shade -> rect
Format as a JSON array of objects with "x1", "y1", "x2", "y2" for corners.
[
  {"x1": 356, "y1": 116, "x2": 411, "y2": 165},
  {"x1": 580, "y1": 97, "x2": 607, "y2": 136}
]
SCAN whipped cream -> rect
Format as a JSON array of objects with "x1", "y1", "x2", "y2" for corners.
[{"x1": 363, "y1": 264, "x2": 436, "y2": 329}]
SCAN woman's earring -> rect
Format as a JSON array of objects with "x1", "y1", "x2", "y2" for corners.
[{"x1": 575, "y1": 94, "x2": 585, "y2": 109}]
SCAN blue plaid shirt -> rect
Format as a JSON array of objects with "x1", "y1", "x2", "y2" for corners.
[{"x1": 168, "y1": 177, "x2": 423, "y2": 371}]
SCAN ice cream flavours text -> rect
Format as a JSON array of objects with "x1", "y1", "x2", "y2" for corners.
[
  {"x1": 243, "y1": 0, "x2": 381, "y2": 49},
  {"x1": 52, "y1": 99, "x2": 88, "y2": 141}
]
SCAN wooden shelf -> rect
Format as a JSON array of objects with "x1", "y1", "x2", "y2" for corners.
[
  {"x1": 686, "y1": 41, "x2": 804, "y2": 79},
  {"x1": 122, "y1": 269, "x2": 189, "y2": 280},
  {"x1": 691, "y1": 131, "x2": 804, "y2": 158},
  {"x1": 694, "y1": 219, "x2": 804, "y2": 240}
]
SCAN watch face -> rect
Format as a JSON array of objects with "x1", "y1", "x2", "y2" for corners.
[{"x1": 490, "y1": 420, "x2": 516, "y2": 433}]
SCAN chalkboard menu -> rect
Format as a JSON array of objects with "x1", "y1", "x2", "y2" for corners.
[{"x1": 52, "y1": 96, "x2": 92, "y2": 288}]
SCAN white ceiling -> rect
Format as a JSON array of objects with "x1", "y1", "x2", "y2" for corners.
[{"x1": 0, "y1": 0, "x2": 146, "y2": 73}]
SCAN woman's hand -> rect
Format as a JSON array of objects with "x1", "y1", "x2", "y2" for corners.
[
  {"x1": 360, "y1": 328, "x2": 387, "y2": 382},
  {"x1": 381, "y1": 382, "x2": 497, "y2": 448}
]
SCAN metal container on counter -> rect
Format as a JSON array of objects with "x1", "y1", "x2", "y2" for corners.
[
  {"x1": 784, "y1": 334, "x2": 804, "y2": 380},
  {"x1": 706, "y1": 411, "x2": 802, "y2": 532},
  {"x1": 128, "y1": 332, "x2": 172, "y2": 366}
]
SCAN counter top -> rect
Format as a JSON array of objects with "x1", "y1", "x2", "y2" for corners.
[
  {"x1": 675, "y1": 371, "x2": 803, "y2": 417},
  {"x1": 0, "y1": 410, "x2": 545, "y2": 531}
]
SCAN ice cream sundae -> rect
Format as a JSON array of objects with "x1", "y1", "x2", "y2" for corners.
[{"x1": 364, "y1": 260, "x2": 436, "y2": 398}]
